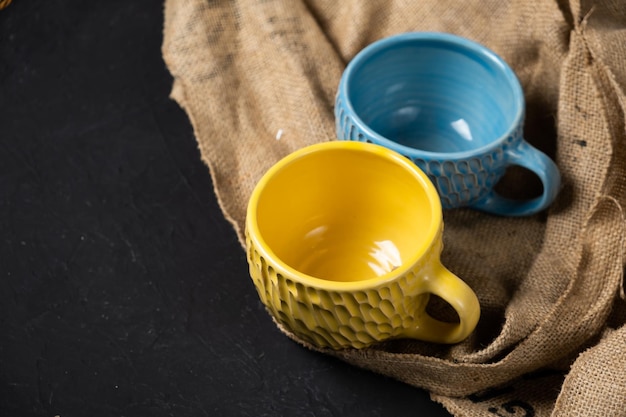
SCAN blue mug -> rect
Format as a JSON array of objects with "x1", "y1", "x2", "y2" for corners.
[{"x1": 335, "y1": 32, "x2": 560, "y2": 216}]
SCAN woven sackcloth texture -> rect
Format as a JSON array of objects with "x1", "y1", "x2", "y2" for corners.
[{"x1": 162, "y1": 1, "x2": 626, "y2": 415}]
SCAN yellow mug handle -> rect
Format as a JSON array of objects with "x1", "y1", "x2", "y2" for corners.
[{"x1": 405, "y1": 263, "x2": 480, "y2": 344}]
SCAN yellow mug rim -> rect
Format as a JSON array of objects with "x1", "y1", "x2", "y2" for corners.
[{"x1": 246, "y1": 141, "x2": 443, "y2": 291}]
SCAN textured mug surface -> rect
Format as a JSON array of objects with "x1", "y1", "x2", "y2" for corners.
[
  {"x1": 335, "y1": 32, "x2": 560, "y2": 216},
  {"x1": 245, "y1": 141, "x2": 480, "y2": 349}
]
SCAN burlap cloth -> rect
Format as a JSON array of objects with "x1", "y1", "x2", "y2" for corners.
[{"x1": 162, "y1": 1, "x2": 626, "y2": 415}]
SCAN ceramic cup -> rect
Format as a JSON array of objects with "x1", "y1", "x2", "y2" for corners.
[
  {"x1": 245, "y1": 141, "x2": 480, "y2": 349},
  {"x1": 335, "y1": 32, "x2": 560, "y2": 216}
]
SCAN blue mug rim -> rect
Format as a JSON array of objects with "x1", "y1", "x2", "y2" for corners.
[{"x1": 338, "y1": 32, "x2": 526, "y2": 159}]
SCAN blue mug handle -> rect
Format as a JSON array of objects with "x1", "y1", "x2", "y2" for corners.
[{"x1": 471, "y1": 141, "x2": 561, "y2": 216}]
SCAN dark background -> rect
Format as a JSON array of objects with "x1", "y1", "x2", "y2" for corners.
[{"x1": 0, "y1": 1, "x2": 452, "y2": 416}]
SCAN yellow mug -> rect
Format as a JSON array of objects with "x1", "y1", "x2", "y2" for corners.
[{"x1": 245, "y1": 141, "x2": 480, "y2": 349}]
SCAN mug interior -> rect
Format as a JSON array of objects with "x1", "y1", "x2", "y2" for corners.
[
  {"x1": 346, "y1": 36, "x2": 521, "y2": 153},
  {"x1": 253, "y1": 144, "x2": 437, "y2": 283}
]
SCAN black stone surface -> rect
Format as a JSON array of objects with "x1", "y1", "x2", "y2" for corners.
[{"x1": 0, "y1": 1, "x2": 452, "y2": 416}]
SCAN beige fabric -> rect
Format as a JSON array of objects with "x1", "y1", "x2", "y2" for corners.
[{"x1": 162, "y1": 1, "x2": 626, "y2": 415}]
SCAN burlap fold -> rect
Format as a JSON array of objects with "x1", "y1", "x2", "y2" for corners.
[{"x1": 162, "y1": 1, "x2": 626, "y2": 415}]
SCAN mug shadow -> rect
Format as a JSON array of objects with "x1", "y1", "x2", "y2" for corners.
[
  {"x1": 378, "y1": 208, "x2": 548, "y2": 359},
  {"x1": 496, "y1": 94, "x2": 558, "y2": 201}
]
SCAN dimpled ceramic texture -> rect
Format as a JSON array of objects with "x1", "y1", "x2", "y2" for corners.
[
  {"x1": 336, "y1": 32, "x2": 560, "y2": 216},
  {"x1": 247, "y1": 228, "x2": 435, "y2": 349},
  {"x1": 245, "y1": 141, "x2": 480, "y2": 349}
]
